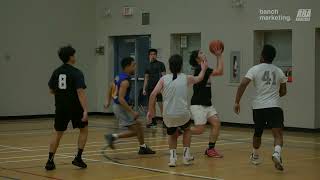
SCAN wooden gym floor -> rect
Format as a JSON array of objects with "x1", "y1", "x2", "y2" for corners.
[{"x1": 0, "y1": 116, "x2": 319, "y2": 180}]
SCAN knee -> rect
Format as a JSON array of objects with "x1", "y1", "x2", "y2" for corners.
[
  {"x1": 191, "y1": 126, "x2": 205, "y2": 134},
  {"x1": 254, "y1": 128, "x2": 263, "y2": 138},
  {"x1": 212, "y1": 121, "x2": 221, "y2": 129}
]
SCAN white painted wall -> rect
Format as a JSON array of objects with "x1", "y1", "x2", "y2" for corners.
[
  {"x1": 0, "y1": 0, "x2": 97, "y2": 116},
  {"x1": 1, "y1": 0, "x2": 318, "y2": 129},
  {"x1": 96, "y1": 0, "x2": 320, "y2": 128}
]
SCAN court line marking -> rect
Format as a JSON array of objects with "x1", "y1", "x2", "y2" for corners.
[
  {"x1": 0, "y1": 145, "x2": 31, "y2": 152},
  {"x1": 2, "y1": 139, "x2": 320, "y2": 179},
  {"x1": 0, "y1": 141, "x2": 245, "y2": 164},
  {"x1": 59, "y1": 154, "x2": 224, "y2": 180},
  {"x1": 0, "y1": 136, "x2": 168, "y2": 150},
  {"x1": 0, "y1": 135, "x2": 238, "y2": 154},
  {"x1": 264, "y1": 137, "x2": 320, "y2": 145},
  {"x1": 0, "y1": 140, "x2": 246, "y2": 161},
  {"x1": 0, "y1": 166, "x2": 63, "y2": 180},
  {"x1": 0, "y1": 175, "x2": 20, "y2": 180}
]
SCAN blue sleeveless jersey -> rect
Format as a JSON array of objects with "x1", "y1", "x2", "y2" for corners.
[{"x1": 113, "y1": 73, "x2": 131, "y2": 104}]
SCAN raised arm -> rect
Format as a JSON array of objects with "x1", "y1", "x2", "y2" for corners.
[
  {"x1": 187, "y1": 60, "x2": 208, "y2": 86},
  {"x1": 211, "y1": 50, "x2": 224, "y2": 76}
]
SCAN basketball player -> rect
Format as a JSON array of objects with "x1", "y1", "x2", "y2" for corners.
[
  {"x1": 234, "y1": 44, "x2": 287, "y2": 171},
  {"x1": 105, "y1": 57, "x2": 155, "y2": 155},
  {"x1": 46, "y1": 45, "x2": 88, "y2": 170},
  {"x1": 147, "y1": 54, "x2": 208, "y2": 167},
  {"x1": 143, "y1": 49, "x2": 166, "y2": 128},
  {"x1": 189, "y1": 48, "x2": 224, "y2": 158}
]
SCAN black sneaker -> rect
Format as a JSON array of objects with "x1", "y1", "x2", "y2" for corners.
[
  {"x1": 45, "y1": 160, "x2": 56, "y2": 170},
  {"x1": 162, "y1": 122, "x2": 167, "y2": 128},
  {"x1": 72, "y1": 156, "x2": 87, "y2": 168},
  {"x1": 146, "y1": 122, "x2": 157, "y2": 129},
  {"x1": 104, "y1": 134, "x2": 115, "y2": 149},
  {"x1": 138, "y1": 146, "x2": 156, "y2": 155}
]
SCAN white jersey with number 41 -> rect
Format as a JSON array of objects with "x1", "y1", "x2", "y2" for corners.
[{"x1": 245, "y1": 63, "x2": 287, "y2": 109}]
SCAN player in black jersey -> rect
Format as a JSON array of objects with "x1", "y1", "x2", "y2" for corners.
[{"x1": 45, "y1": 46, "x2": 89, "y2": 170}]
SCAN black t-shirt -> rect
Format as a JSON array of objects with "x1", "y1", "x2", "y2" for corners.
[
  {"x1": 145, "y1": 60, "x2": 166, "y2": 90},
  {"x1": 48, "y1": 64, "x2": 86, "y2": 110},
  {"x1": 191, "y1": 66, "x2": 213, "y2": 106}
]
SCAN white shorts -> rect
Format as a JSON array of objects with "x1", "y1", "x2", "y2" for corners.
[{"x1": 190, "y1": 105, "x2": 218, "y2": 125}]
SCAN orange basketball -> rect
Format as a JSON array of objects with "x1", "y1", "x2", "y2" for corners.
[{"x1": 209, "y1": 40, "x2": 224, "y2": 55}]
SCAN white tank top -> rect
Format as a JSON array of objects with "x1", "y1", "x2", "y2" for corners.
[{"x1": 162, "y1": 73, "x2": 190, "y2": 127}]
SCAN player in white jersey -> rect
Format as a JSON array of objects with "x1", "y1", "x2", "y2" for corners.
[
  {"x1": 234, "y1": 44, "x2": 287, "y2": 171},
  {"x1": 147, "y1": 54, "x2": 208, "y2": 167}
]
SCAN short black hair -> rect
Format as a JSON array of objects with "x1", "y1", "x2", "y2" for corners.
[
  {"x1": 169, "y1": 54, "x2": 183, "y2": 80},
  {"x1": 148, "y1": 48, "x2": 158, "y2": 55},
  {"x1": 189, "y1": 50, "x2": 199, "y2": 67},
  {"x1": 121, "y1": 57, "x2": 134, "y2": 69},
  {"x1": 58, "y1": 45, "x2": 75, "y2": 63},
  {"x1": 261, "y1": 44, "x2": 276, "y2": 63}
]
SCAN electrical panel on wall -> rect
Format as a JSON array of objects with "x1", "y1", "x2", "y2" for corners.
[
  {"x1": 230, "y1": 51, "x2": 241, "y2": 83},
  {"x1": 122, "y1": 6, "x2": 134, "y2": 16}
]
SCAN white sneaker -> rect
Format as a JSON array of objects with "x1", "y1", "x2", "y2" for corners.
[
  {"x1": 184, "y1": 155, "x2": 194, "y2": 161},
  {"x1": 183, "y1": 156, "x2": 193, "y2": 165},
  {"x1": 272, "y1": 152, "x2": 284, "y2": 171},
  {"x1": 250, "y1": 153, "x2": 261, "y2": 165},
  {"x1": 168, "y1": 158, "x2": 177, "y2": 167}
]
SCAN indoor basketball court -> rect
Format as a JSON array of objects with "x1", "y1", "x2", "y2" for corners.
[{"x1": 0, "y1": 0, "x2": 319, "y2": 180}]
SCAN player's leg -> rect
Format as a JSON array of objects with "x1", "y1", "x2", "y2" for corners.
[
  {"x1": 45, "y1": 110, "x2": 68, "y2": 170},
  {"x1": 71, "y1": 110, "x2": 89, "y2": 168},
  {"x1": 167, "y1": 127, "x2": 178, "y2": 167},
  {"x1": 105, "y1": 104, "x2": 136, "y2": 148},
  {"x1": 190, "y1": 105, "x2": 207, "y2": 135},
  {"x1": 105, "y1": 113, "x2": 136, "y2": 148},
  {"x1": 250, "y1": 109, "x2": 265, "y2": 165},
  {"x1": 206, "y1": 112, "x2": 223, "y2": 158},
  {"x1": 181, "y1": 121, "x2": 194, "y2": 165},
  {"x1": 45, "y1": 130, "x2": 64, "y2": 170},
  {"x1": 270, "y1": 108, "x2": 285, "y2": 171},
  {"x1": 134, "y1": 121, "x2": 155, "y2": 154},
  {"x1": 157, "y1": 95, "x2": 165, "y2": 128}
]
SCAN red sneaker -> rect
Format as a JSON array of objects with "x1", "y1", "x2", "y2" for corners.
[{"x1": 205, "y1": 148, "x2": 223, "y2": 158}]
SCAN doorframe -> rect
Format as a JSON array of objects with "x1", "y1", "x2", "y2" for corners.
[
  {"x1": 315, "y1": 28, "x2": 320, "y2": 128},
  {"x1": 110, "y1": 35, "x2": 151, "y2": 111}
]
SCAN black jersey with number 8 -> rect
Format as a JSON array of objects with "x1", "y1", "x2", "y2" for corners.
[{"x1": 48, "y1": 64, "x2": 86, "y2": 110}]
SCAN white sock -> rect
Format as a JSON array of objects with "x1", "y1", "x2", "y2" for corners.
[
  {"x1": 274, "y1": 145, "x2": 282, "y2": 155},
  {"x1": 253, "y1": 148, "x2": 259, "y2": 156},
  {"x1": 140, "y1": 144, "x2": 147, "y2": 148},
  {"x1": 170, "y1": 149, "x2": 177, "y2": 159},
  {"x1": 112, "y1": 134, "x2": 119, "y2": 139},
  {"x1": 183, "y1": 147, "x2": 190, "y2": 158}
]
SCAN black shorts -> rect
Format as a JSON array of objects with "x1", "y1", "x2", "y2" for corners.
[
  {"x1": 147, "y1": 89, "x2": 163, "y2": 102},
  {"x1": 253, "y1": 107, "x2": 284, "y2": 130},
  {"x1": 167, "y1": 121, "x2": 191, "y2": 135},
  {"x1": 54, "y1": 108, "x2": 88, "y2": 131}
]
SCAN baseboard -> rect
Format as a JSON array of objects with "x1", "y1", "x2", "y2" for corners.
[
  {"x1": 1, "y1": 114, "x2": 319, "y2": 133},
  {"x1": 221, "y1": 122, "x2": 320, "y2": 133}
]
